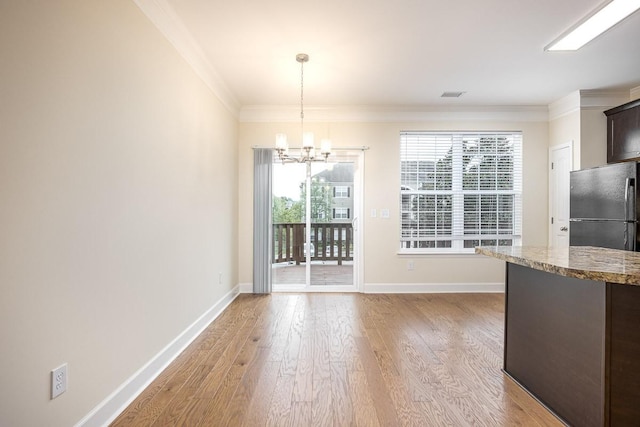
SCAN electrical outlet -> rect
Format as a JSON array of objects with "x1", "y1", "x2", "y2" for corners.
[
  {"x1": 408, "y1": 261, "x2": 415, "y2": 271},
  {"x1": 218, "y1": 272, "x2": 222, "y2": 284},
  {"x1": 51, "y1": 363, "x2": 67, "y2": 399}
]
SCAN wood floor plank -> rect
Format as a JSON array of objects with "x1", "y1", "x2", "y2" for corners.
[
  {"x1": 265, "y1": 374, "x2": 296, "y2": 426},
  {"x1": 289, "y1": 401, "x2": 312, "y2": 427},
  {"x1": 194, "y1": 308, "x2": 260, "y2": 399},
  {"x1": 291, "y1": 296, "x2": 316, "y2": 404},
  {"x1": 328, "y1": 295, "x2": 363, "y2": 372},
  {"x1": 215, "y1": 346, "x2": 270, "y2": 426},
  {"x1": 278, "y1": 295, "x2": 306, "y2": 376},
  {"x1": 311, "y1": 377, "x2": 333, "y2": 426},
  {"x1": 354, "y1": 336, "x2": 400, "y2": 427},
  {"x1": 371, "y1": 320, "x2": 437, "y2": 426},
  {"x1": 148, "y1": 364, "x2": 211, "y2": 427},
  {"x1": 252, "y1": 294, "x2": 291, "y2": 350},
  {"x1": 266, "y1": 295, "x2": 299, "y2": 362},
  {"x1": 241, "y1": 360, "x2": 281, "y2": 427},
  {"x1": 196, "y1": 331, "x2": 262, "y2": 425},
  {"x1": 346, "y1": 370, "x2": 381, "y2": 427},
  {"x1": 111, "y1": 293, "x2": 564, "y2": 427},
  {"x1": 291, "y1": 356, "x2": 313, "y2": 403},
  {"x1": 311, "y1": 297, "x2": 331, "y2": 382},
  {"x1": 329, "y1": 362, "x2": 355, "y2": 426}
]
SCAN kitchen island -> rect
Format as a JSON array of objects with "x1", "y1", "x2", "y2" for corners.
[{"x1": 476, "y1": 246, "x2": 640, "y2": 427}]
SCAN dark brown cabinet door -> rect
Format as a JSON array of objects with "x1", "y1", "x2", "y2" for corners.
[
  {"x1": 609, "y1": 284, "x2": 640, "y2": 426},
  {"x1": 606, "y1": 100, "x2": 640, "y2": 163}
]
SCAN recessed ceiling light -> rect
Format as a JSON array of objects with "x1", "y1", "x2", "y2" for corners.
[
  {"x1": 546, "y1": 0, "x2": 640, "y2": 51},
  {"x1": 441, "y1": 91, "x2": 466, "y2": 98}
]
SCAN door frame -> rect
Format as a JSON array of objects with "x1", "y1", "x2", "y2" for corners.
[
  {"x1": 353, "y1": 151, "x2": 364, "y2": 293},
  {"x1": 272, "y1": 150, "x2": 364, "y2": 293}
]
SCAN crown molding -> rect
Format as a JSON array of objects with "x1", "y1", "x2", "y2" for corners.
[
  {"x1": 579, "y1": 89, "x2": 630, "y2": 109},
  {"x1": 239, "y1": 104, "x2": 549, "y2": 123},
  {"x1": 132, "y1": 0, "x2": 240, "y2": 116},
  {"x1": 548, "y1": 91, "x2": 581, "y2": 121},
  {"x1": 549, "y1": 89, "x2": 630, "y2": 120}
]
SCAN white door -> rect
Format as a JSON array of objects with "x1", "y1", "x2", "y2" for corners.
[{"x1": 549, "y1": 143, "x2": 572, "y2": 247}]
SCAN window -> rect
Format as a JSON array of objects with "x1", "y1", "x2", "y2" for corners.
[
  {"x1": 334, "y1": 186, "x2": 350, "y2": 198},
  {"x1": 333, "y1": 207, "x2": 350, "y2": 219},
  {"x1": 400, "y1": 131, "x2": 522, "y2": 253}
]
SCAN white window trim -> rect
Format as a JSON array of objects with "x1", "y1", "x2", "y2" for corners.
[{"x1": 399, "y1": 131, "x2": 522, "y2": 255}]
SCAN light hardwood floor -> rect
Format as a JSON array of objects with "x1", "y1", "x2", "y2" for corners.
[{"x1": 111, "y1": 293, "x2": 562, "y2": 426}]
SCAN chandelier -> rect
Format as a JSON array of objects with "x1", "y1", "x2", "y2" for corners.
[{"x1": 275, "y1": 53, "x2": 332, "y2": 163}]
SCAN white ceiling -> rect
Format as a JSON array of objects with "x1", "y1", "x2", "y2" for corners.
[{"x1": 158, "y1": 0, "x2": 640, "y2": 109}]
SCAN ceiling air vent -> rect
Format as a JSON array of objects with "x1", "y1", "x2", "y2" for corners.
[{"x1": 441, "y1": 91, "x2": 466, "y2": 98}]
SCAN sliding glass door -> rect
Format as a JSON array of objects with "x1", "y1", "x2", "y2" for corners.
[
  {"x1": 272, "y1": 155, "x2": 359, "y2": 291},
  {"x1": 308, "y1": 161, "x2": 354, "y2": 288},
  {"x1": 271, "y1": 161, "x2": 307, "y2": 289}
]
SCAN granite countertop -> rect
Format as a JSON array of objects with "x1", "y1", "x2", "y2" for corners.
[{"x1": 475, "y1": 245, "x2": 640, "y2": 285}]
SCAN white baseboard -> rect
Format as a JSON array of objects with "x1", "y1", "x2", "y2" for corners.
[
  {"x1": 77, "y1": 285, "x2": 240, "y2": 427},
  {"x1": 364, "y1": 282, "x2": 504, "y2": 293},
  {"x1": 240, "y1": 282, "x2": 503, "y2": 294}
]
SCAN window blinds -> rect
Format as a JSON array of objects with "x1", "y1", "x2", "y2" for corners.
[{"x1": 400, "y1": 131, "x2": 522, "y2": 253}]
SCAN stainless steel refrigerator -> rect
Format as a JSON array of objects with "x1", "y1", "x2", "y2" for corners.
[{"x1": 570, "y1": 162, "x2": 639, "y2": 251}]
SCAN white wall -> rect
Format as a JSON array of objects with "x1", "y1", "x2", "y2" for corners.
[
  {"x1": 549, "y1": 110, "x2": 581, "y2": 168},
  {"x1": 580, "y1": 108, "x2": 609, "y2": 169},
  {"x1": 238, "y1": 115, "x2": 549, "y2": 289},
  {"x1": 0, "y1": 1, "x2": 238, "y2": 426}
]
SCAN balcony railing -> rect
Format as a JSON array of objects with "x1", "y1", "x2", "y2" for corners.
[{"x1": 273, "y1": 222, "x2": 353, "y2": 265}]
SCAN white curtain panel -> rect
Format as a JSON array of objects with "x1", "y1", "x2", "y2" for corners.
[{"x1": 253, "y1": 148, "x2": 273, "y2": 293}]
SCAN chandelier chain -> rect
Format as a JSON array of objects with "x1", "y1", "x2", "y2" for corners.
[{"x1": 300, "y1": 58, "x2": 304, "y2": 123}]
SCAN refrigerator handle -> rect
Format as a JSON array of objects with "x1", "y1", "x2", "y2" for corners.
[
  {"x1": 625, "y1": 178, "x2": 631, "y2": 220},
  {"x1": 633, "y1": 177, "x2": 637, "y2": 251},
  {"x1": 624, "y1": 178, "x2": 636, "y2": 251},
  {"x1": 624, "y1": 178, "x2": 630, "y2": 250}
]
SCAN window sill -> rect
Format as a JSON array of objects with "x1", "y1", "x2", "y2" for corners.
[{"x1": 397, "y1": 249, "x2": 479, "y2": 257}]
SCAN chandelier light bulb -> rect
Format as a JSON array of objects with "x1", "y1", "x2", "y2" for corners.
[
  {"x1": 303, "y1": 132, "x2": 315, "y2": 148},
  {"x1": 275, "y1": 133, "x2": 288, "y2": 150},
  {"x1": 321, "y1": 139, "x2": 332, "y2": 155}
]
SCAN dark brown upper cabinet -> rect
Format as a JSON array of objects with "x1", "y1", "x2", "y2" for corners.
[{"x1": 605, "y1": 99, "x2": 640, "y2": 163}]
